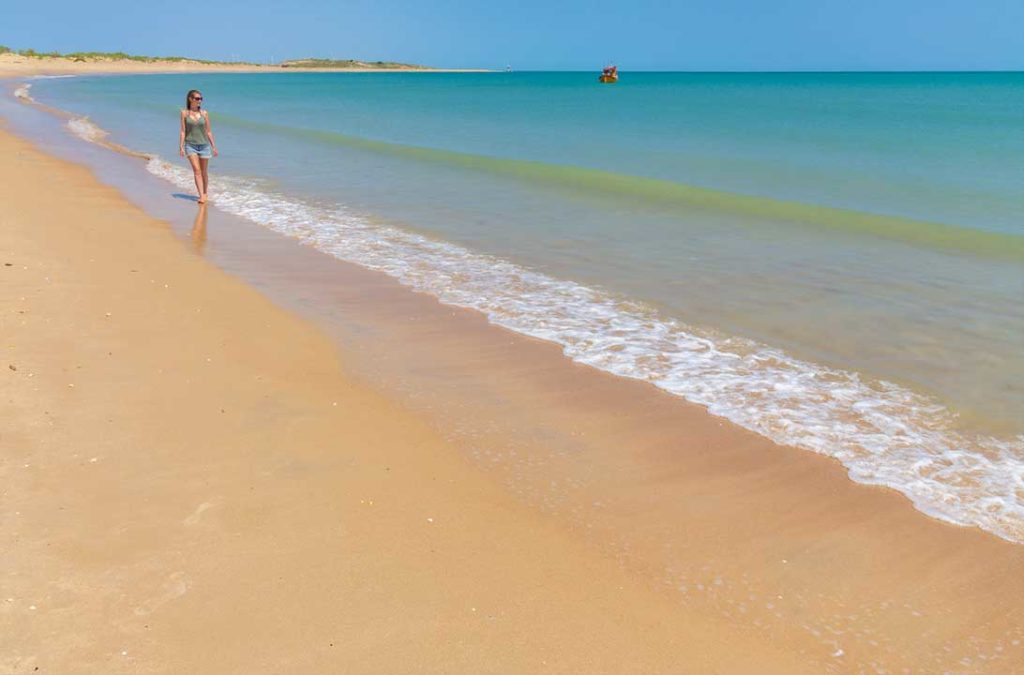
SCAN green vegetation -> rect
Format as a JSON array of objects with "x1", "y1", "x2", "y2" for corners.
[
  {"x1": 0, "y1": 45, "x2": 11, "y2": 54},
  {"x1": 7, "y1": 48, "x2": 259, "y2": 65},
  {"x1": 280, "y1": 58, "x2": 429, "y2": 70}
]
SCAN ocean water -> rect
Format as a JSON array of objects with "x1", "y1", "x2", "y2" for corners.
[{"x1": 21, "y1": 71, "x2": 1024, "y2": 542}]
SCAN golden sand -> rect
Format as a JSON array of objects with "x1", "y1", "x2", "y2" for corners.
[{"x1": 0, "y1": 126, "x2": 820, "y2": 672}]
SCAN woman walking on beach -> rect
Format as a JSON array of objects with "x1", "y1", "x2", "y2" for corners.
[{"x1": 179, "y1": 89, "x2": 218, "y2": 204}]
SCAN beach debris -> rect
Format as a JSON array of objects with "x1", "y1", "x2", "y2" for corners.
[{"x1": 426, "y1": 517, "x2": 434, "y2": 523}]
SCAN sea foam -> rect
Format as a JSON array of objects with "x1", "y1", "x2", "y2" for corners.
[
  {"x1": 67, "y1": 117, "x2": 109, "y2": 143},
  {"x1": 140, "y1": 155, "x2": 1024, "y2": 544}
]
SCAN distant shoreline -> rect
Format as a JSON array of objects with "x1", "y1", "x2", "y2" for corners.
[{"x1": 0, "y1": 52, "x2": 490, "y2": 77}]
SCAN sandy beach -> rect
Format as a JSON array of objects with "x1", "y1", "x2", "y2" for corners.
[
  {"x1": 0, "y1": 121, "x2": 817, "y2": 673},
  {"x1": 3, "y1": 65, "x2": 1024, "y2": 673}
]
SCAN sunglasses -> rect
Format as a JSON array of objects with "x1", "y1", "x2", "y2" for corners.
[{"x1": 192, "y1": 96, "x2": 203, "y2": 101}]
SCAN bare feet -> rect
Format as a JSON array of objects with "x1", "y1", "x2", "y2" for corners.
[{"x1": 197, "y1": 194, "x2": 207, "y2": 204}]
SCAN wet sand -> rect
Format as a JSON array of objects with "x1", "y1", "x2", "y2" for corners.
[
  {"x1": 2, "y1": 79, "x2": 1024, "y2": 673},
  {"x1": 182, "y1": 190, "x2": 1024, "y2": 672}
]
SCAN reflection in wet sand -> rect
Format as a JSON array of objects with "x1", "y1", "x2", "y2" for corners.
[{"x1": 190, "y1": 203, "x2": 207, "y2": 254}]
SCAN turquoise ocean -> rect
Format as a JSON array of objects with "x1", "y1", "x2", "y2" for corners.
[{"x1": 21, "y1": 71, "x2": 1024, "y2": 542}]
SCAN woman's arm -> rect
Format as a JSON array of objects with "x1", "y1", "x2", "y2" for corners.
[
  {"x1": 203, "y1": 110, "x2": 219, "y2": 157},
  {"x1": 179, "y1": 110, "x2": 186, "y2": 157}
]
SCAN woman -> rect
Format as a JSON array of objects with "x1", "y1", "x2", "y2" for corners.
[{"x1": 179, "y1": 89, "x2": 219, "y2": 204}]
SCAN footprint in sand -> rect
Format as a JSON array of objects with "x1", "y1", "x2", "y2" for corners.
[
  {"x1": 133, "y1": 571, "x2": 190, "y2": 616},
  {"x1": 183, "y1": 499, "x2": 218, "y2": 526}
]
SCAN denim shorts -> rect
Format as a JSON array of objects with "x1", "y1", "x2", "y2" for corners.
[{"x1": 185, "y1": 142, "x2": 212, "y2": 159}]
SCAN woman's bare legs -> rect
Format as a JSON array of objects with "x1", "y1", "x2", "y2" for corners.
[
  {"x1": 199, "y1": 157, "x2": 210, "y2": 199},
  {"x1": 187, "y1": 153, "x2": 205, "y2": 203}
]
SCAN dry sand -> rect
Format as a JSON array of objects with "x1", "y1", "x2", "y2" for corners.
[{"x1": 0, "y1": 127, "x2": 816, "y2": 672}]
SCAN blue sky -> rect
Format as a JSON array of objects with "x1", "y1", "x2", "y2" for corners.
[{"x1": 5, "y1": 0, "x2": 1022, "y2": 70}]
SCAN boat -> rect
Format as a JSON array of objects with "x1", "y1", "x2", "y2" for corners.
[{"x1": 599, "y1": 65, "x2": 618, "y2": 83}]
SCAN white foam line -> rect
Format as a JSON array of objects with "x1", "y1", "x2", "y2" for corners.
[
  {"x1": 138, "y1": 154, "x2": 1023, "y2": 545},
  {"x1": 67, "y1": 116, "x2": 109, "y2": 143}
]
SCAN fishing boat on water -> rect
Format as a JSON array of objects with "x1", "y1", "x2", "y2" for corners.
[{"x1": 599, "y1": 65, "x2": 618, "y2": 83}]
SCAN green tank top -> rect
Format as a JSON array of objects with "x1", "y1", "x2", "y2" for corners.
[{"x1": 184, "y1": 111, "x2": 209, "y2": 145}]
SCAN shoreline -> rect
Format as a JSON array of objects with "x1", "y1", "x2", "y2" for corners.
[
  {"x1": 0, "y1": 52, "x2": 490, "y2": 77},
  {"x1": 3, "y1": 73, "x2": 1024, "y2": 672}
]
